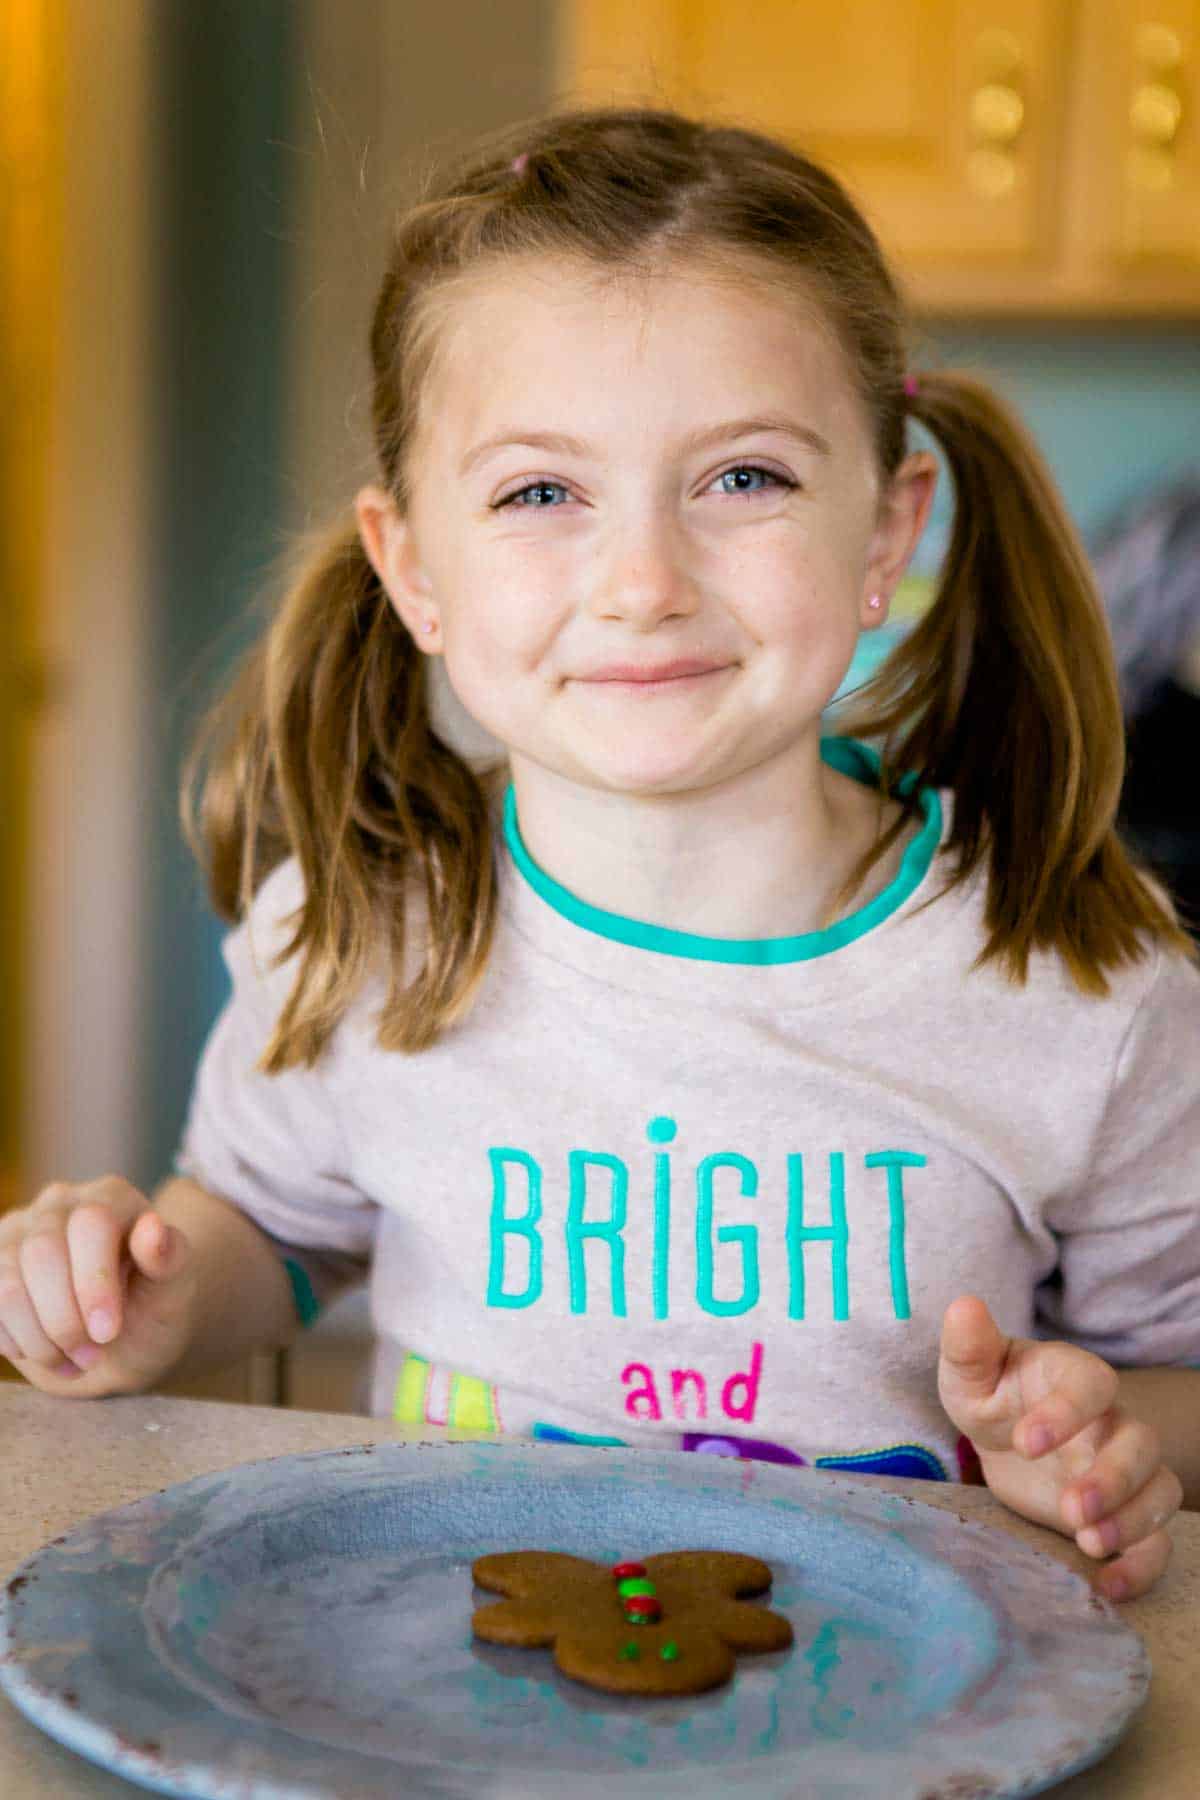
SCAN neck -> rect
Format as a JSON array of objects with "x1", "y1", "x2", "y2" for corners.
[{"x1": 504, "y1": 739, "x2": 901, "y2": 941}]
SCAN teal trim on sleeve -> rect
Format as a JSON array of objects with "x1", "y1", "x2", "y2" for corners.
[
  {"x1": 502, "y1": 735, "x2": 942, "y2": 964},
  {"x1": 282, "y1": 1257, "x2": 321, "y2": 1329}
]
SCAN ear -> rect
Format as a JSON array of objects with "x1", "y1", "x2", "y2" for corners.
[
  {"x1": 354, "y1": 483, "x2": 438, "y2": 645},
  {"x1": 859, "y1": 450, "x2": 938, "y2": 628}
]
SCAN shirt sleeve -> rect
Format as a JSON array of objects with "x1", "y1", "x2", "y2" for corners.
[
  {"x1": 172, "y1": 858, "x2": 377, "y2": 1327},
  {"x1": 1034, "y1": 943, "x2": 1200, "y2": 1367}
]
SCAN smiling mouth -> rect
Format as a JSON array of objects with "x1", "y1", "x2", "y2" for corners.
[{"x1": 576, "y1": 667, "x2": 734, "y2": 694}]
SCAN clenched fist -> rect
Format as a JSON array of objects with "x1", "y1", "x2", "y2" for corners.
[{"x1": 0, "y1": 1176, "x2": 196, "y2": 1398}]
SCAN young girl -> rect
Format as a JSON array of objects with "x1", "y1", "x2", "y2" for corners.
[{"x1": 3, "y1": 105, "x2": 1198, "y2": 1605}]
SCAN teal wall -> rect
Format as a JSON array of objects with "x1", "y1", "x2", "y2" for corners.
[
  {"x1": 834, "y1": 328, "x2": 1200, "y2": 702},
  {"x1": 138, "y1": 0, "x2": 296, "y2": 1193},
  {"x1": 916, "y1": 327, "x2": 1200, "y2": 546}
]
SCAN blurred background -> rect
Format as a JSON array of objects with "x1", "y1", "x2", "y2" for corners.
[{"x1": 3, "y1": 1, "x2": 1198, "y2": 1405}]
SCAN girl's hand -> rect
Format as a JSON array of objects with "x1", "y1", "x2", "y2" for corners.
[
  {"x1": 937, "y1": 1293, "x2": 1183, "y2": 1602},
  {"x1": 0, "y1": 1177, "x2": 197, "y2": 1398}
]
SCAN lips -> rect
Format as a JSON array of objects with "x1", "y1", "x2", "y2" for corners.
[{"x1": 579, "y1": 659, "x2": 729, "y2": 682}]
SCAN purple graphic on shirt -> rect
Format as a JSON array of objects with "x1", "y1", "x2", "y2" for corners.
[{"x1": 681, "y1": 1432, "x2": 807, "y2": 1467}]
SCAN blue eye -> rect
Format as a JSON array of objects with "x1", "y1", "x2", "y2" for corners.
[
  {"x1": 716, "y1": 464, "x2": 793, "y2": 496},
  {"x1": 497, "y1": 481, "x2": 570, "y2": 509}
]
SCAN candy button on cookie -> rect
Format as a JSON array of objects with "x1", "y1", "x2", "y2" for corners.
[{"x1": 616, "y1": 1576, "x2": 656, "y2": 1598}]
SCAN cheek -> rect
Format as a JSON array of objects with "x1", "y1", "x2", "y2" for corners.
[
  {"x1": 720, "y1": 528, "x2": 837, "y2": 619},
  {"x1": 747, "y1": 571, "x2": 864, "y2": 699},
  {"x1": 748, "y1": 573, "x2": 834, "y2": 646},
  {"x1": 466, "y1": 545, "x2": 570, "y2": 643},
  {"x1": 440, "y1": 585, "x2": 553, "y2": 719}
]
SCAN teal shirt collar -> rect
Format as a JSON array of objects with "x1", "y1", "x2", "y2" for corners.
[{"x1": 501, "y1": 736, "x2": 942, "y2": 966}]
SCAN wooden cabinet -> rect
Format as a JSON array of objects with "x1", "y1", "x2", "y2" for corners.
[
  {"x1": 153, "y1": 1353, "x2": 283, "y2": 1406},
  {"x1": 279, "y1": 1288, "x2": 373, "y2": 1416},
  {"x1": 556, "y1": 0, "x2": 1200, "y2": 315}
]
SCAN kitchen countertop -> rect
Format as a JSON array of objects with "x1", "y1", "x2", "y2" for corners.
[{"x1": 2, "y1": 1384, "x2": 1198, "y2": 1797}]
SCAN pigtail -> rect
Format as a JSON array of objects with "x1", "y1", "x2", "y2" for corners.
[
  {"x1": 834, "y1": 370, "x2": 1198, "y2": 994},
  {"x1": 180, "y1": 511, "x2": 505, "y2": 1071}
]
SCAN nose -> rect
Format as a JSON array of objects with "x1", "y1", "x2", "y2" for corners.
[{"x1": 588, "y1": 508, "x2": 700, "y2": 628}]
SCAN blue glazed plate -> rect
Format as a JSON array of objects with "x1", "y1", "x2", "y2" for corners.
[{"x1": 0, "y1": 1440, "x2": 1147, "y2": 1798}]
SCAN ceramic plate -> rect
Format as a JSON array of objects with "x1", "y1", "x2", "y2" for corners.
[{"x1": 0, "y1": 1440, "x2": 1148, "y2": 1798}]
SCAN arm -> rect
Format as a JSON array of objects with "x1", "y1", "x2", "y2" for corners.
[
  {"x1": 1114, "y1": 1366, "x2": 1200, "y2": 1512},
  {"x1": 147, "y1": 1175, "x2": 301, "y2": 1382}
]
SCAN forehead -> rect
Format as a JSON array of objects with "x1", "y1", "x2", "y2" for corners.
[{"x1": 414, "y1": 254, "x2": 864, "y2": 455}]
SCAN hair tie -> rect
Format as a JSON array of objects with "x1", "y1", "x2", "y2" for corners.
[
  {"x1": 904, "y1": 374, "x2": 920, "y2": 398},
  {"x1": 510, "y1": 153, "x2": 528, "y2": 176}
]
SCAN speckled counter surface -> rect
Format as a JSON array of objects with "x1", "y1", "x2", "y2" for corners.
[{"x1": 1, "y1": 1384, "x2": 1197, "y2": 1798}]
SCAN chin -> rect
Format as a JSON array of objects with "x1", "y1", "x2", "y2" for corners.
[{"x1": 577, "y1": 759, "x2": 724, "y2": 798}]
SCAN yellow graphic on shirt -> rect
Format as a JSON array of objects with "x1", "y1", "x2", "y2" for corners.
[{"x1": 393, "y1": 1351, "x2": 502, "y2": 1433}]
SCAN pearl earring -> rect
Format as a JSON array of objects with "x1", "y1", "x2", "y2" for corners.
[
  {"x1": 422, "y1": 620, "x2": 436, "y2": 634},
  {"x1": 867, "y1": 594, "x2": 883, "y2": 610}
]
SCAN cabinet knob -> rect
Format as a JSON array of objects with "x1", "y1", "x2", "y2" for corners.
[
  {"x1": 1130, "y1": 81, "x2": 1183, "y2": 145},
  {"x1": 974, "y1": 26, "x2": 1023, "y2": 80},
  {"x1": 1135, "y1": 23, "x2": 1183, "y2": 72},
  {"x1": 967, "y1": 30, "x2": 1027, "y2": 200},
  {"x1": 1126, "y1": 22, "x2": 1187, "y2": 194},
  {"x1": 970, "y1": 82, "x2": 1025, "y2": 145}
]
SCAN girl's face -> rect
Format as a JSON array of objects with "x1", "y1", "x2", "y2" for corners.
[{"x1": 358, "y1": 256, "x2": 935, "y2": 802}]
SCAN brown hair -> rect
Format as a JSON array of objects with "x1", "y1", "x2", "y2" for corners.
[{"x1": 181, "y1": 104, "x2": 1197, "y2": 1074}]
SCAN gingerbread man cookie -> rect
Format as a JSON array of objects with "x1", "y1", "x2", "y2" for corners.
[{"x1": 471, "y1": 1549, "x2": 793, "y2": 1695}]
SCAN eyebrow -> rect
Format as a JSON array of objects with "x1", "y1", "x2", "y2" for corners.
[{"x1": 457, "y1": 413, "x2": 833, "y2": 476}]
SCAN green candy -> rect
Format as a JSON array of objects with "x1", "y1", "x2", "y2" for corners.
[
  {"x1": 618, "y1": 1641, "x2": 640, "y2": 1661},
  {"x1": 616, "y1": 1577, "x2": 656, "y2": 1599},
  {"x1": 660, "y1": 1641, "x2": 681, "y2": 1662}
]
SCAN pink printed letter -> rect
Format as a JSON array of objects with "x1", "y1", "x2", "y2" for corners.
[
  {"x1": 621, "y1": 1361, "x2": 663, "y2": 1422},
  {"x1": 669, "y1": 1368, "x2": 708, "y2": 1422},
  {"x1": 720, "y1": 1342, "x2": 764, "y2": 1422}
]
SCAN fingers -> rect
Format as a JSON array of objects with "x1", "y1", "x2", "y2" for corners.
[
  {"x1": 0, "y1": 1182, "x2": 73, "y2": 1246},
  {"x1": 935, "y1": 1295, "x2": 1019, "y2": 1450},
  {"x1": 1014, "y1": 1349, "x2": 1120, "y2": 1460},
  {"x1": 0, "y1": 1186, "x2": 81, "y2": 1366},
  {"x1": 1057, "y1": 1411, "x2": 1180, "y2": 1598},
  {"x1": 1059, "y1": 1415, "x2": 1183, "y2": 1602},
  {"x1": 1059, "y1": 1412, "x2": 1166, "y2": 1530},
  {"x1": 1075, "y1": 1462, "x2": 1181, "y2": 1556},
  {"x1": 1088, "y1": 1517, "x2": 1174, "y2": 1603},
  {"x1": 21, "y1": 1224, "x2": 101, "y2": 1370},
  {"x1": 1021, "y1": 1389, "x2": 1180, "y2": 1605},
  {"x1": 127, "y1": 1209, "x2": 182, "y2": 1284},
  {"x1": 0, "y1": 1177, "x2": 151, "y2": 1378},
  {"x1": 939, "y1": 1295, "x2": 1006, "y2": 1383},
  {"x1": 66, "y1": 1202, "x2": 131, "y2": 1344},
  {"x1": 0, "y1": 1233, "x2": 87, "y2": 1373}
]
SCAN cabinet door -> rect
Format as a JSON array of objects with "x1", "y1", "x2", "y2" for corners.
[
  {"x1": 1068, "y1": 1, "x2": 1200, "y2": 277},
  {"x1": 154, "y1": 1354, "x2": 283, "y2": 1406},
  {"x1": 559, "y1": 1, "x2": 1069, "y2": 272}
]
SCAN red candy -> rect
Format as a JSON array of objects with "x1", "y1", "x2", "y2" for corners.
[
  {"x1": 623, "y1": 1595, "x2": 662, "y2": 1621},
  {"x1": 611, "y1": 1561, "x2": 647, "y2": 1580}
]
